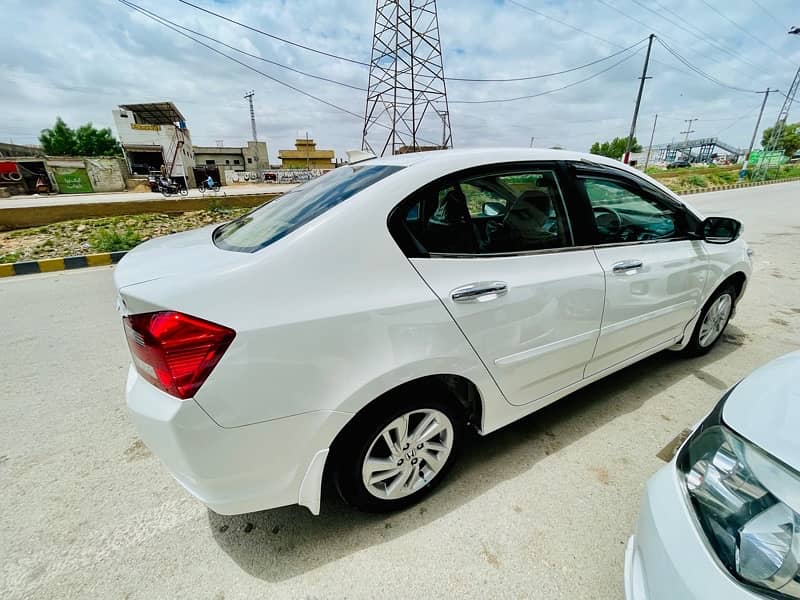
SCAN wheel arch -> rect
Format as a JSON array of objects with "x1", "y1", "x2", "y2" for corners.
[
  {"x1": 323, "y1": 373, "x2": 483, "y2": 495},
  {"x1": 721, "y1": 271, "x2": 747, "y2": 301}
]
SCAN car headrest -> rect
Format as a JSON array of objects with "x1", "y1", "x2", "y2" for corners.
[
  {"x1": 434, "y1": 188, "x2": 469, "y2": 224},
  {"x1": 507, "y1": 190, "x2": 551, "y2": 225}
]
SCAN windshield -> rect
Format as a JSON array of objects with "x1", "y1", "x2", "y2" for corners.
[{"x1": 213, "y1": 164, "x2": 403, "y2": 252}]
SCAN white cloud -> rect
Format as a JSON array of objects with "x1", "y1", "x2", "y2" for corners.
[{"x1": 1, "y1": 0, "x2": 798, "y2": 157}]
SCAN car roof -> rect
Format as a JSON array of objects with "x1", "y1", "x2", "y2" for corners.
[
  {"x1": 365, "y1": 147, "x2": 606, "y2": 168},
  {"x1": 358, "y1": 147, "x2": 688, "y2": 209}
]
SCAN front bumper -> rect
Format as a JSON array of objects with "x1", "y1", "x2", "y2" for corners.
[
  {"x1": 625, "y1": 464, "x2": 762, "y2": 600},
  {"x1": 125, "y1": 367, "x2": 351, "y2": 515}
]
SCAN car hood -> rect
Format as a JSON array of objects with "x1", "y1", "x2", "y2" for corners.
[
  {"x1": 723, "y1": 351, "x2": 800, "y2": 469},
  {"x1": 114, "y1": 224, "x2": 251, "y2": 290}
]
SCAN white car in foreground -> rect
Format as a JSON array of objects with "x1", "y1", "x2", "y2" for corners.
[
  {"x1": 626, "y1": 351, "x2": 800, "y2": 600},
  {"x1": 115, "y1": 148, "x2": 752, "y2": 515}
]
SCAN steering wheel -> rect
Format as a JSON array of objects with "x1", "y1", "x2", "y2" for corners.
[{"x1": 593, "y1": 206, "x2": 623, "y2": 238}]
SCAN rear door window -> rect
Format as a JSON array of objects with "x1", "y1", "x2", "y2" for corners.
[{"x1": 213, "y1": 164, "x2": 403, "y2": 252}]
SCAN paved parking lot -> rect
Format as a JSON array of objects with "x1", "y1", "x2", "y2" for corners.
[{"x1": 2, "y1": 181, "x2": 799, "y2": 600}]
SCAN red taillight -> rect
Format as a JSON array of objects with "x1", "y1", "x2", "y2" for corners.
[{"x1": 123, "y1": 311, "x2": 235, "y2": 400}]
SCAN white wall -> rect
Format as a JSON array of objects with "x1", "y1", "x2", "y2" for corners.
[{"x1": 112, "y1": 109, "x2": 196, "y2": 183}]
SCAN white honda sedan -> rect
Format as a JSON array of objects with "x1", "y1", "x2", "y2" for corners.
[
  {"x1": 626, "y1": 351, "x2": 800, "y2": 599},
  {"x1": 115, "y1": 148, "x2": 751, "y2": 515}
]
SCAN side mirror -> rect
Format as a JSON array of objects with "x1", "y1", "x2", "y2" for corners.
[
  {"x1": 700, "y1": 217, "x2": 741, "y2": 244},
  {"x1": 482, "y1": 201, "x2": 506, "y2": 217}
]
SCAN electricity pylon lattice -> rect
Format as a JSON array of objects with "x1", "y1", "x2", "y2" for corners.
[
  {"x1": 362, "y1": 0, "x2": 453, "y2": 156},
  {"x1": 754, "y1": 64, "x2": 800, "y2": 181}
]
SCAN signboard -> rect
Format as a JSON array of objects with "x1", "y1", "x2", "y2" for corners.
[
  {"x1": 52, "y1": 167, "x2": 93, "y2": 193},
  {"x1": 224, "y1": 169, "x2": 324, "y2": 184},
  {"x1": 749, "y1": 150, "x2": 787, "y2": 166},
  {"x1": 131, "y1": 123, "x2": 161, "y2": 131}
]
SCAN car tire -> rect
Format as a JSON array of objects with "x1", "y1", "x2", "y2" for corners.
[
  {"x1": 334, "y1": 389, "x2": 464, "y2": 513},
  {"x1": 682, "y1": 284, "x2": 736, "y2": 356}
]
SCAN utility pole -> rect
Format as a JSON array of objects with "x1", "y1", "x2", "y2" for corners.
[
  {"x1": 740, "y1": 89, "x2": 776, "y2": 179},
  {"x1": 305, "y1": 130, "x2": 310, "y2": 173},
  {"x1": 244, "y1": 90, "x2": 263, "y2": 178},
  {"x1": 754, "y1": 27, "x2": 800, "y2": 181},
  {"x1": 644, "y1": 114, "x2": 658, "y2": 170},
  {"x1": 624, "y1": 33, "x2": 655, "y2": 164},
  {"x1": 529, "y1": 136, "x2": 535, "y2": 148},
  {"x1": 680, "y1": 118, "x2": 698, "y2": 142}
]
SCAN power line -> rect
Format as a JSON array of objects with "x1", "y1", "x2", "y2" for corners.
[
  {"x1": 176, "y1": 0, "x2": 370, "y2": 66},
  {"x1": 698, "y1": 0, "x2": 794, "y2": 66},
  {"x1": 506, "y1": 0, "x2": 703, "y2": 82},
  {"x1": 656, "y1": 37, "x2": 762, "y2": 94},
  {"x1": 449, "y1": 47, "x2": 643, "y2": 104},
  {"x1": 124, "y1": 1, "x2": 649, "y2": 109},
  {"x1": 445, "y1": 38, "x2": 647, "y2": 82},
  {"x1": 119, "y1": 2, "x2": 365, "y2": 91},
  {"x1": 750, "y1": 0, "x2": 787, "y2": 29},
  {"x1": 630, "y1": 0, "x2": 763, "y2": 75},
  {"x1": 506, "y1": 0, "x2": 625, "y2": 49},
  {"x1": 118, "y1": 0, "x2": 440, "y2": 146},
  {"x1": 177, "y1": 0, "x2": 641, "y2": 85}
]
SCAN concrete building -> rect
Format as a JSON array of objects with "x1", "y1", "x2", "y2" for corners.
[
  {"x1": 278, "y1": 138, "x2": 335, "y2": 170},
  {"x1": 112, "y1": 102, "x2": 196, "y2": 187},
  {"x1": 194, "y1": 141, "x2": 268, "y2": 173},
  {"x1": 0, "y1": 143, "x2": 42, "y2": 158}
]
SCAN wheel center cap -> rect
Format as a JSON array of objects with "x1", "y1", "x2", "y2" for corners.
[{"x1": 405, "y1": 449, "x2": 416, "y2": 460}]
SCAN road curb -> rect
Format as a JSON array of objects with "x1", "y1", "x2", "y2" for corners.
[
  {"x1": 0, "y1": 192, "x2": 281, "y2": 231},
  {"x1": 680, "y1": 176, "x2": 800, "y2": 195},
  {"x1": 0, "y1": 251, "x2": 127, "y2": 278}
]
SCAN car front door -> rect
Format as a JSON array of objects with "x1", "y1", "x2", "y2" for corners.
[
  {"x1": 397, "y1": 164, "x2": 605, "y2": 407},
  {"x1": 575, "y1": 169, "x2": 709, "y2": 376}
]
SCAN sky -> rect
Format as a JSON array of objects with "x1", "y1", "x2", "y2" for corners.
[{"x1": 2, "y1": 0, "x2": 799, "y2": 160}]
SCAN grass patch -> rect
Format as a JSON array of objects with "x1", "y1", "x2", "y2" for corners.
[
  {"x1": 685, "y1": 175, "x2": 708, "y2": 188},
  {"x1": 90, "y1": 228, "x2": 142, "y2": 252},
  {"x1": 0, "y1": 252, "x2": 20, "y2": 264}
]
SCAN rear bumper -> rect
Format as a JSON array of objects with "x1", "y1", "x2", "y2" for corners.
[
  {"x1": 625, "y1": 465, "x2": 761, "y2": 600},
  {"x1": 125, "y1": 366, "x2": 351, "y2": 515}
]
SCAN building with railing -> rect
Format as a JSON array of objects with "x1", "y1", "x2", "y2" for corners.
[{"x1": 112, "y1": 102, "x2": 196, "y2": 187}]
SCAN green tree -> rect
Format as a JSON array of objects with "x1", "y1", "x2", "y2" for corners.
[
  {"x1": 39, "y1": 118, "x2": 121, "y2": 156},
  {"x1": 74, "y1": 123, "x2": 121, "y2": 156},
  {"x1": 39, "y1": 117, "x2": 77, "y2": 155},
  {"x1": 761, "y1": 122, "x2": 800, "y2": 157},
  {"x1": 589, "y1": 136, "x2": 642, "y2": 160}
]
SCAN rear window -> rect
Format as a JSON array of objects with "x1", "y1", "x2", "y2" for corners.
[{"x1": 213, "y1": 164, "x2": 403, "y2": 252}]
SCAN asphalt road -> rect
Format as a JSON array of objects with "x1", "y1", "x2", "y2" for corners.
[{"x1": 2, "y1": 182, "x2": 799, "y2": 600}]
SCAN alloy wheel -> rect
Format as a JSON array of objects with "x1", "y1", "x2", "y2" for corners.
[
  {"x1": 361, "y1": 409, "x2": 454, "y2": 500},
  {"x1": 699, "y1": 293, "x2": 732, "y2": 348}
]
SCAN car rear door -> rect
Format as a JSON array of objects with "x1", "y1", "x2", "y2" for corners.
[
  {"x1": 572, "y1": 165, "x2": 709, "y2": 376},
  {"x1": 394, "y1": 163, "x2": 605, "y2": 407}
]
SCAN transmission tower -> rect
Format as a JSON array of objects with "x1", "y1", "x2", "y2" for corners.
[
  {"x1": 753, "y1": 64, "x2": 800, "y2": 181},
  {"x1": 362, "y1": 0, "x2": 453, "y2": 156}
]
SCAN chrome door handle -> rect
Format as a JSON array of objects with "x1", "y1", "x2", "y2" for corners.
[
  {"x1": 612, "y1": 259, "x2": 643, "y2": 273},
  {"x1": 451, "y1": 281, "x2": 508, "y2": 303}
]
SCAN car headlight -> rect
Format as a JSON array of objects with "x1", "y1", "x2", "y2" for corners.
[{"x1": 678, "y1": 405, "x2": 800, "y2": 598}]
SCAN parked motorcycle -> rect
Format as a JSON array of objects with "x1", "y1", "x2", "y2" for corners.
[{"x1": 158, "y1": 180, "x2": 188, "y2": 197}]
